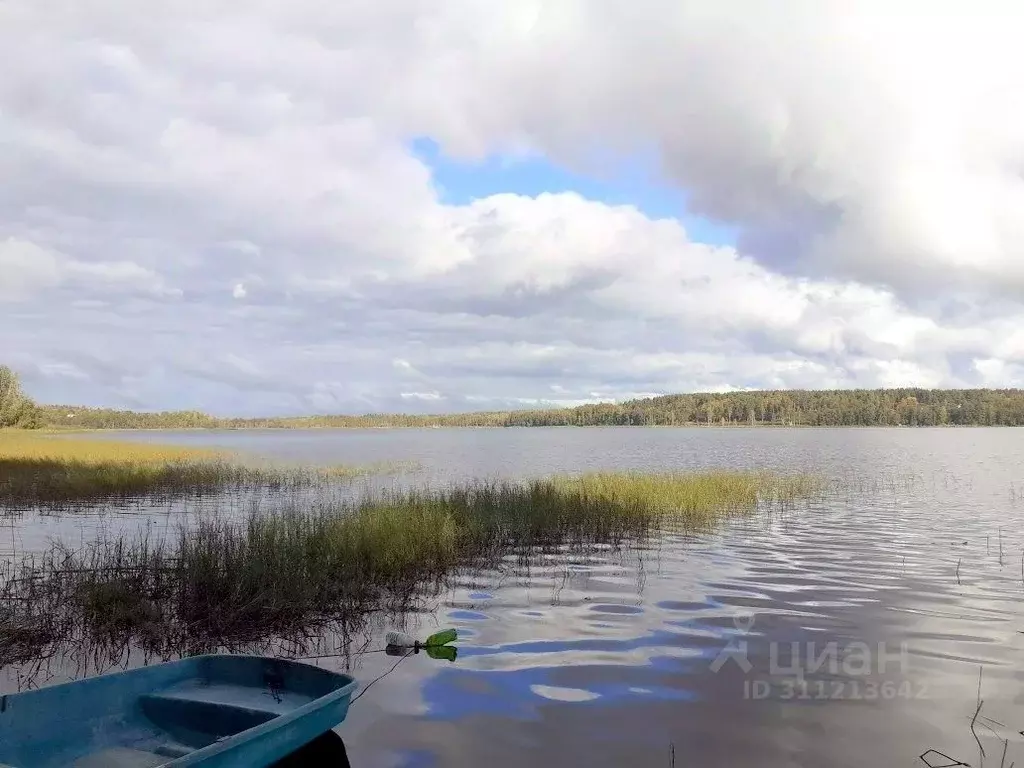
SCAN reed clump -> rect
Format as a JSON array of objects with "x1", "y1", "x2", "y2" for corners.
[
  {"x1": 0, "y1": 433, "x2": 365, "y2": 509},
  {"x1": 549, "y1": 470, "x2": 824, "y2": 524},
  {"x1": 0, "y1": 471, "x2": 822, "y2": 662}
]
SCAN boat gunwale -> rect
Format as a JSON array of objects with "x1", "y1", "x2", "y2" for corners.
[{"x1": 164, "y1": 654, "x2": 357, "y2": 767}]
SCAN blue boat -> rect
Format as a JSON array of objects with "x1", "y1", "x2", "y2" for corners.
[{"x1": 0, "y1": 655, "x2": 357, "y2": 768}]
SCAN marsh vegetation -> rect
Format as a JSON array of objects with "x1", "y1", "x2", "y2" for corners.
[
  {"x1": 0, "y1": 432, "x2": 366, "y2": 510},
  {"x1": 0, "y1": 471, "x2": 823, "y2": 666}
]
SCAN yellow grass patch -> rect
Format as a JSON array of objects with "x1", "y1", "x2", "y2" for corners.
[
  {"x1": 0, "y1": 432, "x2": 220, "y2": 463},
  {"x1": 0, "y1": 432, "x2": 366, "y2": 508}
]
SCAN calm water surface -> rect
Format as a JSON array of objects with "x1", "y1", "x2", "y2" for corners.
[{"x1": 4, "y1": 427, "x2": 1024, "y2": 767}]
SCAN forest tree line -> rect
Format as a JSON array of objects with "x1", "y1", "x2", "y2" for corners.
[
  {"x1": 500, "y1": 389, "x2": 1024, "y2": 427},
  {"x1": 32, "y1": 406, "x2": 509, "y2": 430},
  {"x1": 6, "y1": 364, "x2": 1024, "y2": 428}
]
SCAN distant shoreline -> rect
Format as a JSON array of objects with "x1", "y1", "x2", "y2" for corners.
[
  {"x1": 25, "y1": 422, "x2": 1012, "y2": 432},
  {"x1": 19, "y1": 387, "x2": 1024, "y2": 430}
]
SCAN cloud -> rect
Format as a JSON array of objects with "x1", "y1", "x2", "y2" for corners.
[
  {"x1": 2, "y1": 1, "x2": 1024, "y2": 414},
  {"x1": 0, "y1": 238, "x2": 61, "y2": 300},
  {"x1": 0, "y1": 237, "x2": 174, "y2": 301},
  {"x1": 411, "y1": 1, "x2": 1024, "y2": 299}
]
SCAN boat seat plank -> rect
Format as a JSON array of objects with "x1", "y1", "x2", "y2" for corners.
[{"x1": 143, "y1": 682, "x2": 316, "y2": 717}]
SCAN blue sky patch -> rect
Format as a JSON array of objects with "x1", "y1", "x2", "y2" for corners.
[{"x1": 411, "y1": 138, "x2": 738, "y2": 247}]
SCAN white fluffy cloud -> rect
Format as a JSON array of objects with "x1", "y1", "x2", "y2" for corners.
[{"x1": 2, "y1": 1, "x2": 1024, "y2": 414}]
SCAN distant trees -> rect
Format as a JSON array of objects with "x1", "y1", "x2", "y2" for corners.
[
  {"x1": 16, "y1": 380, "x2": 1024, "y2": 430},
  {"x1": 33, "y1": 405, "x2": 219, "y2": 430},
  {"x1": 0, "y1": 365, "x2": 40, "y2": 428},
  {"x1": 502, "y1": 388, "x2": 1024, "y2": 428},
  {"x1": 29, "y1": 405, "x2": 511, "y2": 430}
]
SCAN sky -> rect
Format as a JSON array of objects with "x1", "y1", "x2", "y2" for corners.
[{"x1": 3, "y1": 1, "x2": 1024, "y2": 416}]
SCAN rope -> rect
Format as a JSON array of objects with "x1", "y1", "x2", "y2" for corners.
[
  {"x1": 290, "y1": 636, "x2": 454, "y2": 705},
  {"x1": 289, "y1": 644, "x2": 419, "y2": 706},
  {"x1": 349, "y1": 651, "x2": 414, "y2": 705},
  {"x1": 292, "y1": 648, "x2": 389, "y2": 661}
]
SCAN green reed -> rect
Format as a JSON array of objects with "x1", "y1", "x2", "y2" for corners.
[{"x1": 0, "y1": 471, "x2": 823, "y2": 664}]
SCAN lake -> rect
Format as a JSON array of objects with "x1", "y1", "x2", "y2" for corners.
[{"x1": 3, "y1": 427, "x2": 1023, "y2": 767}]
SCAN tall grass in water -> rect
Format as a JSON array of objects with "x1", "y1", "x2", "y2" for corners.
[
  {"x1": 551, "y1": 471, "x2": 823, "y2": 523},
  {"x1": 0, "y1": 471, "x2": 822, "y2": 663},
  {"x1": 0, "y1": 432, "x2": 363, "y2": 509}
]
